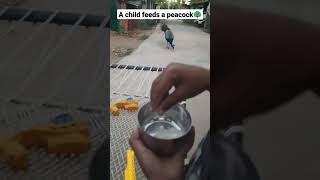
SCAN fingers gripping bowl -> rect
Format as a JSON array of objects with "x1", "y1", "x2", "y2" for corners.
[{"x1": 138, "y1": 102, "x2": 192, "y2": 156}]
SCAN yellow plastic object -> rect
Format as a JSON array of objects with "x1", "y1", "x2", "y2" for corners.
[
  {"x1": 124, "y1": 103, "x2": 139, "y2": 112},
  {"x1": 110, "y1": 105, "x2": 119, "y2": 116},
  {"x1": 124, "y1": 150, "x2": 136, "y2": 180},
  {"x1": 111, "y1": 99, "x2": 140, "y2": 116},
  {"x1": 115, "y1": 101, "x2": 127, "y2": 109}
]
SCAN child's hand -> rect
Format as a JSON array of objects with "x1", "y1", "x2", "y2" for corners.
[
  {"x1": 129, "y1": 128, "x2": 195, "y2": 180},
  {"x1": 150, "y1": 63, "x2": 210, "y2": 113}
]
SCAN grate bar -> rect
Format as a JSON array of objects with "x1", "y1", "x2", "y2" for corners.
[
  {"x1": 0, "y1": 8, "x2": 53, "y2": 124},
  {"x1": 0, "y1": 6, "x2": 9, "y2": 16},
  {"x1": 80, "y1": 32, "x2": 108, "y2": 107},
  {"x1": 113, "y1": 69, "x2": 138, "y2": 96},
  {"x1": 113, "y1": 67, "x2": 138, "y2": 94},
  {"x1": 110, "y1": 65, "x2": 163, "y2": 98},
  {"x1": 111, "y1": 65, "x2": 145, "y2": 93},
  {"x1": 122, "y1": 68, "x2": 145, "y2": 96},
  {"x1": 0, "y1": 7, "x2": 109, "y2": 124},
  {"x1": 134, "y1": 68, "x2": 153, "y2": 97},
  {"x1": 109, "y1": 65, "x2": 120, "y2": 84},
  {"x1": 0, "y1": 6, "x2": 109, "y2": 28},
  {"x1": 11, "y1": 14, "x2": 87, "y2": 103},
  {"x1": 2, "y1": 15, "x2": 90, "y2": 117},
  {"x1": 0, "y1": 11, "x2": 58, "y2": 73},
  {"x1": 2, "y1": 15, "x2": 108, "y2": 112},
  {"x1": 144, "y1": 67, "x2": 160, "y2": 97},
  {"x1": 43, "y1": 16, "x2": 109, "y2": 104},
  {"x1": 110, "y1": 64, "x2": 120, "y2": 73},
  {"x1": 0, "y1": 9, "x2": 33, "y2": 41},
  {"x1": 4, "y1": 26, "x2": 58, "y2": 105},
  {"x1": 110, "y1": 65, "x2": 129, "y2": 82}
]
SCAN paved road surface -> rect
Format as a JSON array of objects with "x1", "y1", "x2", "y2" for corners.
[{"x1": 119, "y1": 20, "x2": 210, "y2": 69}]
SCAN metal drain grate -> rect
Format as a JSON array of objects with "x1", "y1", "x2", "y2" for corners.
[
  {"x1": 0, "y1": 6, "x2": 109, "y2": 28},
  {"x1": 0, "y1": 6, "x2": 109, "y2": 113},
  {"x1": 110, "y1": 64, "x2": 164, "y2": 180},
  {"x1": 110, "y1": 64, "x2": 163, "y2": 98},
  {"x1": 0, "y1": 6, "x2": 108, "y2": 179},
  {"x1": 0, "y1": 106, "x2": 108, "y2": 179}
]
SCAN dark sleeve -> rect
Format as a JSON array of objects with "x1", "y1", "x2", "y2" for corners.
[
  {"x1": 313, "y1": 86, "x2": 320, "y2": 97},
  {"x1": 211, "y1": 134, "x2": 260, "y2": 180}
]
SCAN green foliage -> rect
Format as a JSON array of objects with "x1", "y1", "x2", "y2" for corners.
[
  {"x1": 170, "y1": 1, "x2": 182, "y2": 9},
  {"x1": 155, "y1": 0, "x2": 168, "y2": 9},
  {"x1": 156, "y1": 0, "x2": 185, "y2": 9},
  {"x1": 155, "y1": 0, "x2": 167, "y2": 4},
  {"x1": 190, "y1": 0, "x2": 203, "y2": 4},
  {"x1": 159, "y1": 2, "x2": 168, "y2": 9},
  {"x1": 156, "y1": 0, "x2": 165, "y2": 3}
]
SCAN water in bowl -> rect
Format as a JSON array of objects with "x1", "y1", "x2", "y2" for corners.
[{"x1": 143, "y1": 116, "x2": 184, "y2": 139}]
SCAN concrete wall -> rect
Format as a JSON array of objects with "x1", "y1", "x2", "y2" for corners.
[{"x1": 119, "y1": 2, "x2": 129, "y2": 32}]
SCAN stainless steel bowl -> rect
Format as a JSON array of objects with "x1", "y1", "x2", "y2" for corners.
[{"x1": 138, "y1": 102, "x2": 192, "y2": 156}]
